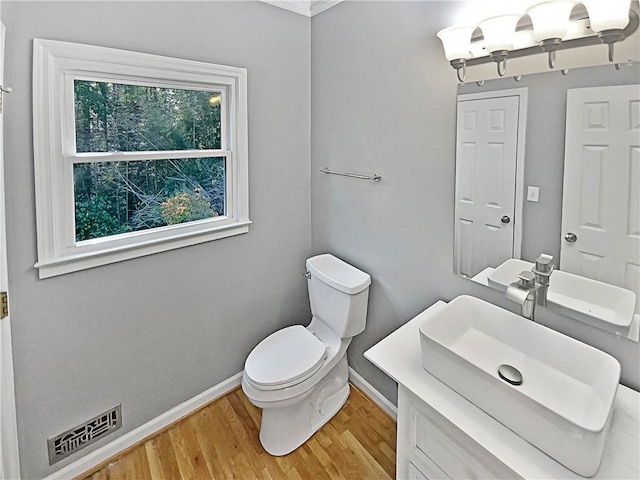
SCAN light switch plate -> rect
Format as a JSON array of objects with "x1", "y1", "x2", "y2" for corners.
[{"x1": 527, "y1": 186, "x2": 540, "y2": 202}]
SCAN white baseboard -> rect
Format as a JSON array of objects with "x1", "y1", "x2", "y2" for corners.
[
  {"x1": 45, "y1": 367, "x2": 395, "y2": 479},
  {"x1": 44, "y1": 372, "x2": 243, "y2": 480},
  {"x1": 349, "y1": 367, "x2": 397, "y2": 421}
]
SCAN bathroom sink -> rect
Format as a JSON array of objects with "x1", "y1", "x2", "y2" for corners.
[
  {"x1": 487, "y1": 258, "x2": 534, "y2": 292},
  {"x1": 488, "y1": 258, "x2": 636, "y2": 335},
  {"x1": 419, "y1": 295, "x2": 621, "y2": 477}
]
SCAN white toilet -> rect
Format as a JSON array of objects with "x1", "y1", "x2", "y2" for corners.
[{"x1": 241, "y1": 254, "x2": 371, "y2": 456}]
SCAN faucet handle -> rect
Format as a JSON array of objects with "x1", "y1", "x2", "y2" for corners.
[
  {"x1": 534, "y1": 253, "x2": 555, "y2": 275},
  {"x1": 517, "y1": 270, "x2": 536, "y2": 287},
  {"x1": 536, "y1": 253, "x2": 553, "y2": 266}
]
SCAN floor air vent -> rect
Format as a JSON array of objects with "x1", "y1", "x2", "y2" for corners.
[{"x1": 47, "y1": 405, "x2": 122, "y2": 464}]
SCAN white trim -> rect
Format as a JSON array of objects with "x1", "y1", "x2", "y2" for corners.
[
  {"x1": 44, "y1": 372, "x2": 244, "y2": 480},
  {"x1": 457, "y1": 88, "x2": 528, "y2": 262},
  {"x1": 0, "y1": 319, "x2": 19, "y2": 480},
  {"x1": 36, "y1": 222, "x2": 251, "y2": 279},
  {"x1": 310, "y1": 0, "x2": 343, "y2": 16},
  {"x1": 32, "y1": 39, "x2": 250, "y2": 278},
  {"x1": 259, "y1": 0, "x2": 343, "y2": 17},
  {"x1": 349, "y1": 367, "x2": 397, "y2": 421},
  {"x1": 43, "y1": 368, "x2": 395, "y2": 479},
  {"x1": 0, "y1": 20, "x2": 21, "y2": 480},
  {"x1": 69, "y1": 149, "x2": 233, "y2": 164},
  {"x1": 260, "y1": 0, "x2": 312, "y2": 16}
]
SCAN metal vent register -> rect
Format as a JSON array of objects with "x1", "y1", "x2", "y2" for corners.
[{"x1": 47, "y1": 405, "x2": 122, "y2": 464}]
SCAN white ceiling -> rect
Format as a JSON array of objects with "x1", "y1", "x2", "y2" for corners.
[{"x1": 259, "y1": 0, "x2": 344, "y2": 17}]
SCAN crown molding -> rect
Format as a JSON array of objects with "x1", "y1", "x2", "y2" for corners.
[{"x1": 259, "y1": 0, "x2": 343, "y2": 18}]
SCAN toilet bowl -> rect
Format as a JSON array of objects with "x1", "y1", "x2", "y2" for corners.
[{"x1": 241, "y1": 254, "x2": 371, "y2": 456}]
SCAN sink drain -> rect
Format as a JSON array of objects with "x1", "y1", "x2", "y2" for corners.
[{"x1": 498, "y1": 364, "x2": 523, "y2": 385}]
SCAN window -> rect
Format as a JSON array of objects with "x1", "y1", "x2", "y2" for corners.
[{"x1": 33, "y1": 40, "x2": 249, "y2": 278}]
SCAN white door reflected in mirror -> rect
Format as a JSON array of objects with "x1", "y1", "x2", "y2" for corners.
[
  {"x1": 561, "y1": 84, "x2": 640, "y2": 316},
  {"x1": 453, "y1": 89, "x2": 527, "y2": 279}
]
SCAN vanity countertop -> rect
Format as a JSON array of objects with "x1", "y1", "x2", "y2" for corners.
[{"x1": 365, "y1": 300, "x2": 640, "y2": 480}]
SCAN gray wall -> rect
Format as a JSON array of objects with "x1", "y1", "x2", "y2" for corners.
[
  {"x1": 3, "y1": 1, "x2": 639, "y2": 477},
  {"x1": 311, "y1": 0, "x2": 482, "y2": 405},
  {"x1": 2, "y1": 2, "x2": 311, "y2": 478},
  {"x1": 311, "y1": 0, "x2": 639, "y2": 408}
]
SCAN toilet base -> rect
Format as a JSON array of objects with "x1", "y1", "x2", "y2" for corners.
[{"x1": 258, "y1": 355, "x2": 350, "y2": 456}]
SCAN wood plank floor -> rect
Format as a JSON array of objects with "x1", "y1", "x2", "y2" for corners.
[{"x1": 79, "y1": 384, "x2": 396, "y2": 480}]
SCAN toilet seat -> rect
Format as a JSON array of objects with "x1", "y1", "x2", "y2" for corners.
[{"x1": 244, "y1": 325, "x2": 327, "y2": 390}]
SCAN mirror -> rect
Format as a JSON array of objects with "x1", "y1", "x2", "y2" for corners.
[{"x1": 454, "y1": 62, "x2": 640, "y2": 340}]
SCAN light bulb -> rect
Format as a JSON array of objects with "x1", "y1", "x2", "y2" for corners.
[
  {"x1": 437, "y1": 25, "x2": 476, "y2": 81},
  {"x1": 437, "y1": 26, "x2": 475, "y2": 61},
  {"x1": 478, "y1": 14, "x2": 521, "y2": 53},
  {"x1": 478, "y1": 13, "x2": 521, "y2": 76},
  {"x1": 583, "y1": 0, "x2": 632, "y2": 62},
  {"x1": 526, "y1": 0, "x2": 578, "y2": 42},
  {"x1": 526, "y1": 0, "x2": 578, "y2": 68},
  {"x1": 583, "y1": 0, "x2": 631, "y2": 33}
]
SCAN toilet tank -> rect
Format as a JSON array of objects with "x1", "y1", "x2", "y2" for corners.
[{"x1": 306, "y1": 254, "x2": 371, "y2": 338}]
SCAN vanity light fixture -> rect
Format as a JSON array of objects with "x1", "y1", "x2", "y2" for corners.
[
  {"x1": 583, "y1": 0, "x2": 633, "y2": 61},
  {"x1": 526, "y1": 0, "x2": 578, "y2": 68},
  {"x1": 436, "y1": 25, "x2": 476, "y2": 81},
  {"x1": 437, "y1": 0, "x2": 637, "y2": 80},
  {"x1": 478, "y1": 13, "x2": 522, "y2": 76}
]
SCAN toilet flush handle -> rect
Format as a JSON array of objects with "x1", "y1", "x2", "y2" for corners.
[{"x1": 304, "y1": 271, "x2": 311, "y2": 279}]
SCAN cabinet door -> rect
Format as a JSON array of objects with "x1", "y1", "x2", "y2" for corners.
[
  {"x1": 408, "y1": 459, "x2": 450, "y2": 480},
  {"x1": 397, "y1": 386, "x2": 521, "y2": 480}
]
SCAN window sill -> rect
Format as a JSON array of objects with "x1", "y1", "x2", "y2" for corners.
[{"x1": 35, "y1": 220, "x2": 251, "y2": 279}]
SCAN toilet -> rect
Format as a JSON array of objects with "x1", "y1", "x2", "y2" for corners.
[{"x1": 241, "y1": 254, "x2": 371, "y2": 456}]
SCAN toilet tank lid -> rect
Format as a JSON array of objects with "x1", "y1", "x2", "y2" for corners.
[{"x1": 306, "y1": 254, "x2": 371, "y2": 295}]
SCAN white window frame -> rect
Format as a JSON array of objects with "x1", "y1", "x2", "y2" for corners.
[{"x1": 33, "y1": 39, "x2": 250, "y2": 279}]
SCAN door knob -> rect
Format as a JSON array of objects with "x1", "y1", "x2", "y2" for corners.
[
  {"x1": 564, "y1": 232, "x2": 577, "y2": 243},
  {"x1": 501, "y1": 215, "x2": 511, "y2": 224}
]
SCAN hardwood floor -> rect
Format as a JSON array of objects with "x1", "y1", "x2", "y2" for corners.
[{"x1": 79, "y1": 384, "x2": 396, "y2": 480}]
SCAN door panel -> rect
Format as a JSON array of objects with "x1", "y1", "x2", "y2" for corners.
[
  {"x1": 562, "y1": 85, "x2": 640, "y2": 311},
  {"x1": 454, "y1": 95, "x2": 520, "y2": 278},
  {"x1": 0, "y1": 19, "x2": 20, "y2": 480}
]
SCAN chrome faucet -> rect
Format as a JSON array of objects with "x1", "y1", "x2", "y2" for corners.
[
  {"x1": 532, "y1": 254, "x2": 555, "y2": 307},
  {"x1": 505, "y1": 254, "x2": 555, "y2": 320},
  {"x1": 506, "y1": 270, "x2": 537, "y2": 320}
]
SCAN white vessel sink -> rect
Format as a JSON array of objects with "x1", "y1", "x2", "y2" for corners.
[
  {"x1": 419, "y1": 295, "x2": 621, "y2": 477},
  {"x1": 488, "y1": 258, "x2": 636, "y2": 336}
]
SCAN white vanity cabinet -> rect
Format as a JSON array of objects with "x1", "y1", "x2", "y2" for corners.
[
  {"x1": 397, "y1": 385, "x2": 519, "y2": 480},
  {"x1": 365, "y1": 301, "x2": 640, "y2": 480}
]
